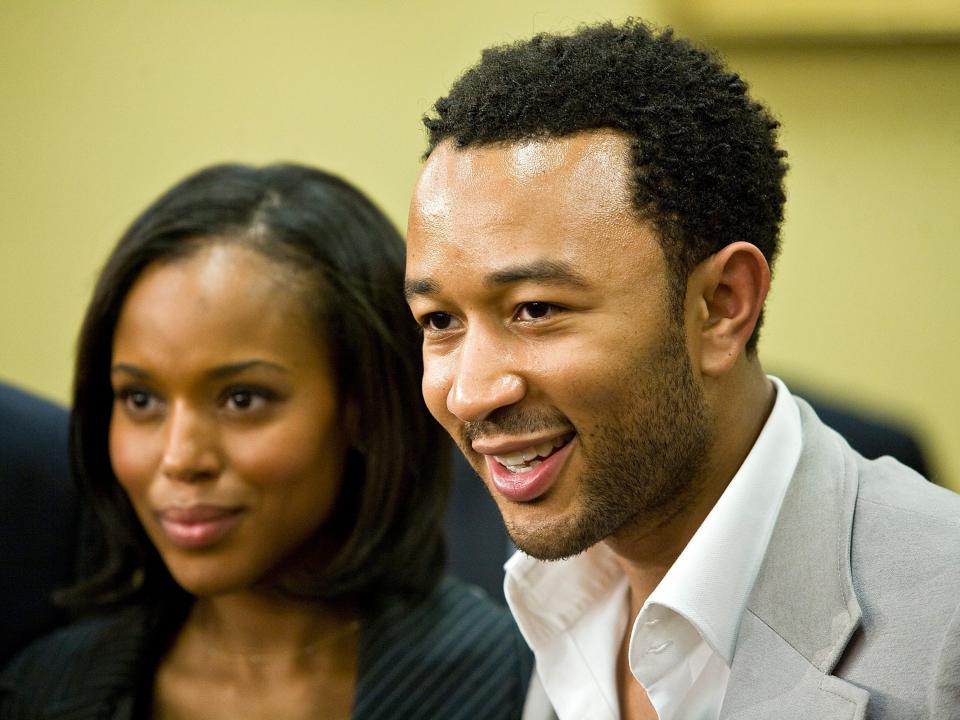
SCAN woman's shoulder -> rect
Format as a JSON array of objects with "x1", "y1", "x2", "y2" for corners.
[
  {"x1": 386, "y1": 575, "x2": 522, "y2": 639},
  {"x1": 0, "y1": 608, "x2": 152, "y2": 717},
  {"x1": 355, "y1": 576, "x2": 532, "y2": 720}
]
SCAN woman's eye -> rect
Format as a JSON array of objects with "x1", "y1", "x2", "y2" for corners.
[
  {"x1": 117, "y1": 388, "x2": 160, "y2": 416},
  {"x1": 222, "y1": 385, "x2": 281, "y2": 414},
  {"x1": 225, "y1": 390, "x2": 265, "y2": 412},
  {"x1": 516, "y1": 302, "x2": 556, "y2": 321},
  {"x1": 128, "y1": 391, "x2": 151, "y2": 409},
  {"x1": 228, "y1": 392, "x2": 254, "y2": 409}
]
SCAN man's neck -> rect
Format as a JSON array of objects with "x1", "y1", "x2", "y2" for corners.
[{"x1": 607, "y1": 364, "x2": 775, "y2": 615}]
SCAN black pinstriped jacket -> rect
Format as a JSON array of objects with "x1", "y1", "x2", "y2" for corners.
[{"x1": 0, "y1": 577, "x2": 532, "y2": 720}]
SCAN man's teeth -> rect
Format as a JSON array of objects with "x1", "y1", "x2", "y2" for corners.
[
  {"x1": 494, "y1": 436, "x2": 568, "y2": 472},
  {"x1": 506, "y1": 460, "x2": 541, "y2": 475}
]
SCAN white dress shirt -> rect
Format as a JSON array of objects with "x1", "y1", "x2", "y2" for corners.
[{"x1": 509, "y1": 377, "x2": 803, "y2": 720}]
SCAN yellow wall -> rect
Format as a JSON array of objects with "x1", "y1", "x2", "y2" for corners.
[
  {"x1": 1, "y1": 2, "x2": 957, "y2": 488},
  {"x1": 720, "y1": 41, "x2": 960, "y2": 489}
]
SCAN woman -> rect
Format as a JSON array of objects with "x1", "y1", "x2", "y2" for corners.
[{"x1": 0, "y1": 164, "x2": 531, "y2": 719}]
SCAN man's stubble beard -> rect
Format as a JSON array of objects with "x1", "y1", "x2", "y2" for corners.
[{"x1": 493, "y1": 321, "x2": 713, "y2": 561}]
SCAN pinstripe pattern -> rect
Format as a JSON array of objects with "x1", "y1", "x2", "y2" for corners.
[
  {"x1": 0, "y1": 577, "x2": 531, "y2": 719},
  {"x1": 0, "y1": 605, "x2": 154, "y2": 719},
  {"x1": 355, "y1": 578, "x2": 531, "y2": 719}
]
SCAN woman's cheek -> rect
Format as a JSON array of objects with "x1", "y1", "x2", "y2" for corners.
[{"x1": 108, "y1": 418, "x2": 154, "y2": 492}]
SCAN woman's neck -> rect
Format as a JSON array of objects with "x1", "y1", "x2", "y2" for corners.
[
  {"x1": 180, "y1": 590, "x2": 359, "y2": 677},
  {"x1": 155, "y1": 590, "x2": 360, "y2": 717}
]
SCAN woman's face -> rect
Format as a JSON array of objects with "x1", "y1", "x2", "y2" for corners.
[{"x1": 109, "y1": 241, "x2": 349, "y2": 596}]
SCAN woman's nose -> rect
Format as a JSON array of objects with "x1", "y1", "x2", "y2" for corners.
[{"x1": 160, "y1": 401, "x2": 221, "y2": 482}]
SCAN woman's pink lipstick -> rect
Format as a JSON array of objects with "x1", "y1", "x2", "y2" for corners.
[{"x1": 157, "y1": 505, "x2": 243, "y2": 549}]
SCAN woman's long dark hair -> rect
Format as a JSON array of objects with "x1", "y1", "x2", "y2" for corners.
[{"x1": 63, "y1": 163, "x2": 449, "y2": 612}]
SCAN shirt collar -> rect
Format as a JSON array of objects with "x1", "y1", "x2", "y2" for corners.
[
  {"x1": 505, "y1": 539, "x2": 625, "y2": 646},
  {"x1": 642, "y1": 374, "x2": 802, "y2": 664}
]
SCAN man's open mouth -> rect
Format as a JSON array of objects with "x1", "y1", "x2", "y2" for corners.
[{"x1": 493, "y1": 433, "x2": 575, "y2": 474}]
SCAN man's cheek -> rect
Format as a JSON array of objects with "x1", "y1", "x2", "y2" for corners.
[{"x1": 421, "y1": 358, "x2": 453, "y2": 424}]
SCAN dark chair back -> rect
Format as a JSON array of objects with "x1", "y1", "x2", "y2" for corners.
[{"x1": 0, "y1": 383, "x2": 78, "y2": 666}]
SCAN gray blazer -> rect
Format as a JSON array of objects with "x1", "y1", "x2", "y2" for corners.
[
  {"x1": 720, "y1": 398, "x2": 960, "y2": 719},
  {"x1": 522, "y1": 398, "x2": 960, "y2": 719}
]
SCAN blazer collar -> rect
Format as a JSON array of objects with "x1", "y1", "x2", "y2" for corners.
[
  {"x1": 43, "y1": 604, "x2": 175, "y2": 720},
  {"x1": 721, "y1": 397, "x2": 868, "y2": 719}
]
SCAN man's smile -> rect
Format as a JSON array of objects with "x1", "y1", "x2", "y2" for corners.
[
  {"x1": 491, "y1": 432, "x2": 576, "y2": 474},
  {"x1": 474, "y1": 433, "x2": 578, "y2": 503}
]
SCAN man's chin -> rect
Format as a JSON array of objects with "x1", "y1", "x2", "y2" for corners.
[{"x1": 504, "y1": 515, "x2": 605, "y2": 562}]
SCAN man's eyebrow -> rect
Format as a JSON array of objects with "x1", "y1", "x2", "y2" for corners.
[
  {"x1": 404, "y1": 278, "x2": 439, "y2": 300},
  {"x1": 404, "y1": 261, "x2": 590, "y2": 301},
  {"x1": 110, "y1": 360, "x2": 289, "y2": 381},
  {"x1": 486, "y1": 260, "x2": 590, "y2": 289}
]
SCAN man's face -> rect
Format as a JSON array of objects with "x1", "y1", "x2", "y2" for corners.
[{"x1": 406, "y1": 130, "x2": 711, "y2": 560}]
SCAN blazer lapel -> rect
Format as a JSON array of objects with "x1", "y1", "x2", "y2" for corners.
[
  {"x1": 721, "y1": 398, "x2": 869, "y2": 720},
  {"x1": 43, "y1": 603, "x2": 176, "y2": 720}
]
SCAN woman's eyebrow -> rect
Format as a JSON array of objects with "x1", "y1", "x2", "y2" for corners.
[
  {"x1": 205, "y1": 360, "x2": 289, "y2": 380},
  {"x1": 109, "y1": 360, "x2": 289, "y2": 381},
  {"x1": 110, "y1": 363, "x2": 149, "y2": 379}
]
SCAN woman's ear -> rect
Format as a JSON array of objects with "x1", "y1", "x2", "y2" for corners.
[{"x1": 685, "y1": 241, "x2": 770, "y2": 377}]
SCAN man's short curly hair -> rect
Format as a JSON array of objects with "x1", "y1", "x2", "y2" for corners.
[{"x1": 423, "y1": 19, "x2": 787, "y2": 351}]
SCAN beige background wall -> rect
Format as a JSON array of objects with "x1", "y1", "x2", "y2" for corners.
[{"x1": 1, "y1": 1, "x2": 957, "y2": 489}]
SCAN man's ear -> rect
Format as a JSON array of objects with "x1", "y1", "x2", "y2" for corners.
[{"x1": 685, "y1": 241, "x2": 770, "y2": 377}]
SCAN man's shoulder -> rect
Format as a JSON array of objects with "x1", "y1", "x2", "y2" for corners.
[
  {"x1": 796, "y1": 395, "x2": 959, "y2": 538},
  {"x1": 850, "y1": 455, "x2": 960, "y2": 588},
  {"x1": 732, "y1": 413, "x2": 960, "y2": 718},
  {"x1": 832, "y1": 457, "x2": 960, "y2": 716},
  {"x1": 854, "y1": 453, "x2": 960, "y2": 522}
]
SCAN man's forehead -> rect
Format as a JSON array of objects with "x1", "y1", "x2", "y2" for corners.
[
  {"x1": 410, "y1": 130, "x2": 636, "y2": 238},
  {"x1": 417, "y1": 130, "x2": 633, "y2": 191}
]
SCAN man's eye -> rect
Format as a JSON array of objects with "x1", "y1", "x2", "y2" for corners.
[
  {"x1": 423, "y1": 312, "x2": 457, "y2": 332},
  {"x1": 516, "y1": 302, "x2": 556, "y2": 321}
]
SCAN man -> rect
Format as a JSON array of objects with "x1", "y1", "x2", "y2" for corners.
[{"x1": 404, "y1": 20, "x2": 960, "y2": 720}]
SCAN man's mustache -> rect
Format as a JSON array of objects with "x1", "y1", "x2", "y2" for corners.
[{"x1": 461, "y1": 408, "x2": 575, "y2": 446}]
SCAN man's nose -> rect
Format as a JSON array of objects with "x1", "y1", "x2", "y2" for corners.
[
  {"x1": 160, "y1": 401, "x2": 221, "y2": 482},
  {"x1": 446, "y1": 328, "x2": 526, "y2": 424}
]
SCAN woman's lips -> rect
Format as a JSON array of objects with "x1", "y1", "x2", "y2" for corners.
[
  {"x1": 157, "y1": 505, "x2": 244, "y2": 549},
  {"x1": 485, "y1": 438, "x2": 575, "y2": 503}
]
